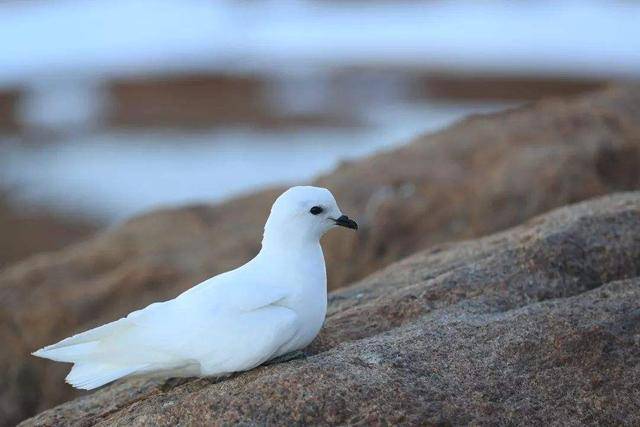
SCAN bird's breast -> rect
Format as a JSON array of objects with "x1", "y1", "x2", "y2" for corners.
[
  {"x1": 278, "y1": 260, "x2": 327, "y2": 353},
  {"x1": 256, "y1": 243, "x2": 328, "y2": 355}
]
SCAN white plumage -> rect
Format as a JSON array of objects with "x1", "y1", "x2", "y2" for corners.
[{"x1": 33, "y1": 186, "x2": 357, "y2": 390}]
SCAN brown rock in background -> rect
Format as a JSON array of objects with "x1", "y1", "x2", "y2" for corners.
[
  {"x1": 0, "y1": 194, "x2": 97, "y2": 269},
  {"x1": 2, "y1": 85, "x2": 640, "y2": 424},
  {"x1": 21, "y1": 192, "x2": 640, "y2": 426},
  {"x1": 107, "y1": 74, "x2": 356, "y2": 129},
  {"x1": 0, "y1": 89, "x2": 20, "y2": 133}
]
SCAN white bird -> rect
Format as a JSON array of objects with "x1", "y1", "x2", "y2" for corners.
[{"x1": 32, "y1": 186, "x2": 358, "y2": 390}]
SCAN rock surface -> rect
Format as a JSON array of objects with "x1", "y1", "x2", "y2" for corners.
[
  {"x1": 21, "y1": 192, "x2": 640, "y2": 426},
  {"x1": 2, "y1": 85, "x2": 640, "y2": 424}
]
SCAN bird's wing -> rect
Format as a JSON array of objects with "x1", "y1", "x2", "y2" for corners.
[
  {"x1": 172, "y1": 271, "x2": 290, "y2": 312},
  {"x1": 127, "y1": 276, "x2": 291, "y2": 327},
  {"x1": 118, "y1": 276, "x2": 299, "y2": 369}
]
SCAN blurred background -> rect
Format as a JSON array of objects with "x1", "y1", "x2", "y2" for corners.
[{"x1": 1, "y1": 0, "x2": 638, "y2": 268}]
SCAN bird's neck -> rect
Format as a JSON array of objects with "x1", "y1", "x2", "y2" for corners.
[
  {"x1": 258, "y1": 222, "x2": 327, "y2": 291},
  {"x1": 259, "y1": 233, "x2": 322, "y2": 259},
  {"x1": 257, "y1": 240, "x2": 327, "y2": 302},
  {"x1": 257, "y1": 228, "x2": 325, "y2": 277}
]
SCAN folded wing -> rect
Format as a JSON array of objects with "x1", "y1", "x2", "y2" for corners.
[{"x1": 33, "y1": 276, "x2": 299, "y2": 390}]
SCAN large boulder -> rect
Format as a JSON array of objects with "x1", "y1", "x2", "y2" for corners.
[
  {"x1": 21, "y1": 192, "x2": 640, "y2": 425},
  {"x1": 2, "y1": 85, "x2": 640, "y2": 424}
]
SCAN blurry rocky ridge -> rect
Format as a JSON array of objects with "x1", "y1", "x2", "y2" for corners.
[{"x1": 1, "y1": 85, "x2": 640, "y2": 425}]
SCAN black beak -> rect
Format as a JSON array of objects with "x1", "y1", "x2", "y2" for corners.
[{"x1": 334, "y1": 215, "x2": 358, "y2": 230}]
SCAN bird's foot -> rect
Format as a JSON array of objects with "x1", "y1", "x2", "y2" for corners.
[
  {"x1": 265, "y1": 350, "x2": 306, "y2": 366},
  {"x1": 159, "y1": 377, "x2": 192, "y2": 391}
]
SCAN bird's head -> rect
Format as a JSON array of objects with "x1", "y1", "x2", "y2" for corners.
[{"x1": 262, "y1": 186, "x2": 357, "y2": 246}]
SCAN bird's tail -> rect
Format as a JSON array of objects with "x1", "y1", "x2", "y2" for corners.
[
  {"x1": 32, "y1": 318, "x2": 148, "y2": 390},
  {"x1": 65, "y1": 362, "x2": 149, "y2": 390}
]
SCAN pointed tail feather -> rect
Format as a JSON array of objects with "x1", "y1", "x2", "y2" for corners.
[{"x1": 65, "y1": 363, "x2": 149, "y2": 390}]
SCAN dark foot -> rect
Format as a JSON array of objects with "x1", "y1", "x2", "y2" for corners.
[
  {"x1": 159, "y1": 377, "x2": 191, "y2": 391},
  {"x1": 265, "y1": 350, "x2": 306, "y2": 366},
  {"x1": 201, "y1": 372, "x2": 238, "y2": 385}
]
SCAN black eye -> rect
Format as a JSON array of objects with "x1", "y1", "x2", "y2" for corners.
[{"x1": 309, "y1": 206, "x2": 323, "y2": 215}]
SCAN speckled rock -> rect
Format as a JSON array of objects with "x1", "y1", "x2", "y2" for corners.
[
  {"x1": 3, "y1": 85, "x2": 640, "y2": 424},
  {"x1": 20, "y1": 192, "x2": 640, "y2": 426}
]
